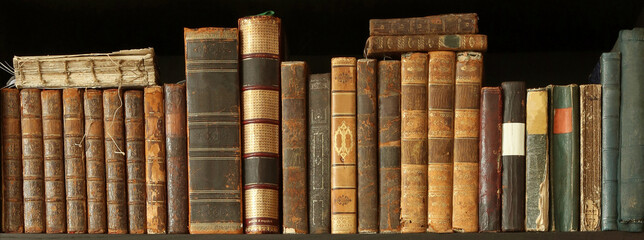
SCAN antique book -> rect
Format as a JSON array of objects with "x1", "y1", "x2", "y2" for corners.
[
  {"x1": 185, "y1": 27, "x2": 242, "y2": 234},
  {"x1": 308, "y1": 73, "x2": 331, "y2": 234},
  {"x1": 501, "y1": 81, "x2": 526, "y2": 232},
  {"x1": 378, "y1": 60, "x2": 401, "y2": 233},
  {"x1": 124, "y1": 90, "x2": 146, "y2": 234},
  {"x1": 427, "y1": 51, "x2": 454, "y2": 233},
  {"x1": 103, "y1": 89, "x2": 128, "y2": 234},
  {"x1": 400, "y1": 53, "x2": 428, "y2": 233},
  {"x1": 550, "y1": 84, "x2": 580, "y2": 232},
  {"x1": 452, "y1": 52, "x2": 482, "y2": 233},
  {"x1": 85, "y1": 89, "x2": 107, "y2": 233},
  {"x1": 13, "y1": 48, "x2": 156, "y2": 89},
  {"x1": 41, "y1": 90, "x2": 66, "y2": 233},
  {"x1": 330, "y1": 57, "x2": 358, "y2": 234},
  {"x1": 365, "y1": 34, "x2": 487, "y2": 57},
  {"x1": 580, "y1": 84, "x2": 601, "y2": 231},
  {"x1": 479, "y1": 87, "x2": 502, "y2": 232},
  {"x1": 164, "y1": 83, "x2": 188, "y2": 234},
  {"x1": 357, "y1": 58, "x2": 378, "y2": 234},
  {"x1": 239, "y1": 16, "x2": 281, "y2": 234},
  {"x1": 281, "y1": 61, "x2": 309, "y2": 234},
  {"x1": 21, "y1": 89, "x2": 45, "y2": 233},
  {"x1": 525, "y1": 88, "x2": 549, "y2": 232},
  {"x1": 369, "y1": 13, "x2": 478, "y2": 36},
  {"x1": 600, "y1": 52, "x2": 620, "y2": 231},
  {"x1": 62, "y1": 89, "x2": 87, "y2": 233},
  {"x1": 2, "y1": 88, "x2": 24, "y2": 233},
  {"x1": 144, "y1": 86, "x2": 167, "y2": 234}
]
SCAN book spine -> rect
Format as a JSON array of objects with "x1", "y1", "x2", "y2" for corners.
[
  {"x1": 144, "y1": 86, "x2": 167, "y2": 234},
  {"x1": 164, "y1": 83, "x2": 188, "y2": 234},
  {"x1": 103, "y1": 89, "x2": 128, "y2": 234},
  {"x1": 85, "y1": 89, "x2": 107, "y2": 233},
  {"x1": 378, "y1": 60, "x2": 401, "y2": 233},
  {"x1": 330, "y1": 57, "x2": 357, "y2": 234},
  {"x1": 185, "y1": 27, "x2": 242, "y2": 234},
  {"x1": 357, "y1": 58, "x2": 378, "y2": 234},
  {"x1": 580, "y1": 84, "x2": 601, "y2": 232},
  {"x1": 21, "y1": 89, "x2": 45, "y2": 233},
  {"x1": 281, "y1": 61, "x2": 308, "y2": 234},
  {"x1": 62, "y1": 89, "x2": 87, "y2": 233},
  {"x1": 501, "y1": 81, "x2": 526, "y2": 232},
  {"x1": 308, "y1": 73, "x2": 331, "y2": 234},
  {"x1": 600, "y1": 52, "x2": 620, "y2": 231},
  {"x1": 125, "y1": 90, "x2": 146, "y2": 234},
  {"x1": 366, "y1": 34, "x2": 487, "y2": 57},
  {"x1": 478, "y1": 87, "x2": 502, "y2": 232},
  {"x1": 2, "y1": 89, "x2": 24, "y2": 233},
  {"x1": 525, "y1": 88, "x2": 549, "y2": 232},
  {"x1": 41, "y1": 90, "x2": 66, "y2": 233},
  {"x1": 400, "y1": 53, "x2": 428, "y2": 233},
  {"x1": 427, "y1": 51, "x2": 455, "y2": 233},
  {"x1": 369, "y1": 13, "x2": 479, "y2": 36}
]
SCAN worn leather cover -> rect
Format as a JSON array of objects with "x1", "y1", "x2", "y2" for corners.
[
  {"x1": 427, "y1": 51, "x2": 454, "y2": 233},
  {"x1": 103, "y1": 89, "x2": 128, "y2": 234},
  {"x1": 478, "y1": 87, "x2": 502, "y2": 232},
  {"x1": 357, "y1": 58, "x2": 378, "y2": 234},
  {"x1": 62, "y1": 89, "x2": 87, "y2": 233},
  {"x1": 365, "y1": 34, "x2": 487, "y2": 57},
  {"x1": 164, "y1": 83, "x2": 188, "y2": 234},
  {"x1": 378, "y1": 60, "x2": 401, "y2": 233},
  {"x1": 144, "y1": 86, "x2": 167, "y2": 234},
  {"x1": 21, "y1": 89, "x2": 45, "y2": 233},
  {"x1": 84, "y1": 89, "x2": 107, "y2": 233},
  {"x1": 124, "y1": 90, "x2": 146, "y2": 234},
  {"x1": 400, "y1": 53, "x2": 428, "y2": 233},
  {"x1": 501, "y1": 81, "x2": 526, "y2": 232},
  {"x1": 281, "y1": 61, "x2": 308, "y2": 234},
  {"x1": 580, "y1": 84, "x2": 601, "y2": 231},
  {"x1": 369, "y1": 13, "x2": 478, "y2": 36},
  {"x1": 2, "y1": 89, "x2": 23, "y2": 233},
  {"x1": 600, "y1": 52, "x2": 620, "y2": 231},
  {"x1": 452, "y1": 52, "x2": 482, "y2": 233},
  {"x1": 525, "y1": 88, "x2": 549, "y2": 232},
  {"x1": 308, "y1": 73, "x2": 331, "y2": 234},
  {"x1": 41, "y1": 90, "x2": 66, "y2": 233}
]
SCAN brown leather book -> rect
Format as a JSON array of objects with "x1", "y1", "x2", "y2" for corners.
[
  {"x1": 365, "y1": 34, "x2": 487, "y2": 57},
  {"x1": 125, "y1": 90, "x2": 146, "y2": 234},
  {"x1": 479, "y1": 87, "x2": 503, "y2": 232},
  {"x1": 281, "y1": 61, "x2": 309, "y2": 234},
  {"x1": 330, "y1": 57, "x2": 357, "y2": 234},
  {"x1": 103, "y1": 89, "x2": 128, "y2": 234},
  {"x1": 164, "y1": 83, "x2": 188, "y2": 234},
  {"x1": 357, "y1": 58, "x2": 378, "y2": 234},
  {"x1": 580, "y1": 84, "x2": 601, "y2": 231},
  {"x1": 85, "y1": 89, "x2": 107, "y2": 233},
  {"x1": 427, "y1": 51, "x2": 455, "y2": 233},
  {"x1": 369, "y1": 13, "x2": 479, "y2": 36},
  {"x1": 62, "y1": 89, "x2": 87, "y2": 233},
  {"x1": 41, "y1": 90, "x2": 66, "y2": 233},
  {"x1": 2, "y1": 88, "x2": 24, "y2": 233},
  {"x1": 452, "y1": 52, "x2": 482, "y2": 233},
  {"x1": 21, "y1": 89, "x2": 45, "y2": 233},
  {"x1": 400, "y1": 53, "x2": 428, "y2": 233},
  {"x1": 144, "y1": 86, "x2": 167, "y2": 234}
]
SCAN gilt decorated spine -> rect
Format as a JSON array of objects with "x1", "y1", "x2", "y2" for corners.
[
  {"x1": 580, "y1": 84, "x2": 601, "y2": 232},
  {"x1": 369, "y1": 13, "x2": 479, "y2": 36}
]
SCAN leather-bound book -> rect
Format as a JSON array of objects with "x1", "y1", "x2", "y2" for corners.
[
  {"x1": 2, "y1": 88, "x2": 24, "y2": 233},
  {"x1": 85, "y1": 89, "x2": 107, "y2": 233},
  {"x1": 125, "y1": 90, "x2": 146, "y2": 234},
  {"x1": 357, "y1": 58, "x2": 378, "y2": 234},
  {"x1": 281, "y1": 61, "x2": 309, "y2": 234},
  {"x1": 365, "y1": 34, "x2": 487, "y2": 57},
  {"x1": 369, "y1": 13, "x2": 479, "y2": 36},
  {"x1": 550, "y1": 84, "x2": 580, "y2": 232},
  {"x1": 103, "y1": 89, "x2": 128, "y2": 234},
  {"x1": 62, "y1": 89, "x2": 87, "y2": 233},
  {"x1": 478, "y1": 87, "x2": 502, "y2": 232},
  {"x1": 427, "y1": 51, "x2": 454, "y2": 233},
  {"x1": 144, "y1": 86, "x2": 167, "y2": 234},
  {"x1": 330, "y1": 57, "x2": 357, "y2": 234},
  {"x1": 400, "y1": 53, "x2": 428, "y2": 233},
  {"x1": 500, "y1": 81, "x2": 526, "y2": 232},
  {"x1": 580, "y1": 84, "x2": 601, "y2": 231},
  {"x1": 600, "y1": 52, "x2": 620, "y2": 231},
  {"x1": 239, "y1": 16, "x2": 281, "y2": 234},
  {"x1": 21, "y1": 89, "x2": 45, "y2": 233},
  {"x1": 308, "y1": 73, "x2": 331, "y2": 234},
  {"x1": 41, "y1": 90, "x2": 66, "y2": 233},
  {"x1": 185, "y1": 27, "x2": 242, "y2": 234},
  {"x1": 452, "y1": 52, "x2": 482, "y2": 233},
  {"x1": 378, "y1": 60, "x2": 401, "y2": 233},
  {"x1": 164, "y1": 83, "x2": 188, "y2": 234},
  {"x1": 525, "y1": 88, "x2": 549, "y2": 232}
]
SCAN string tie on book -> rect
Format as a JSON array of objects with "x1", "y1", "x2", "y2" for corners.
[{"x1": 253, "y1": 10, "x2": 275, "y2": 16}]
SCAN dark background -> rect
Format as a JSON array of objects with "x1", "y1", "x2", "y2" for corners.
[{"x1": 0, "y1": 0, "x2": 642, "y2": 88}]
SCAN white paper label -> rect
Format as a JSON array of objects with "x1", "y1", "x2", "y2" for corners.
[{"x1": 502, "y1": 123, "x2": 526, "y2": 156}]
